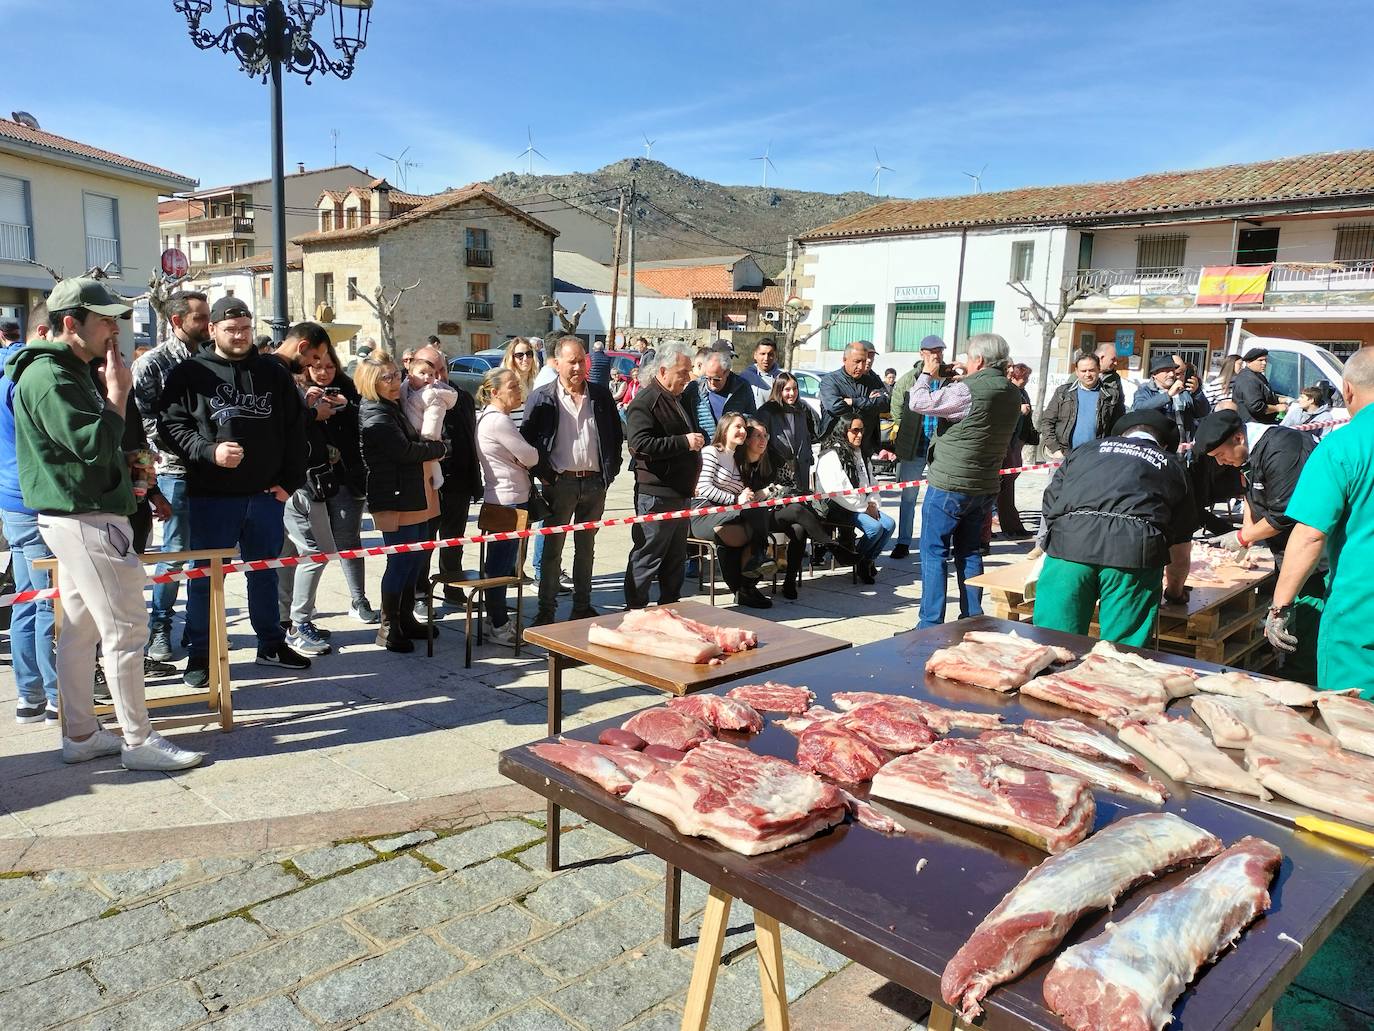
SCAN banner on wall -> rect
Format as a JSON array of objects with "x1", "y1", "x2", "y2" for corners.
[{"x1": 1196, "y1": 264, "x2": 1272, "y2": 305}]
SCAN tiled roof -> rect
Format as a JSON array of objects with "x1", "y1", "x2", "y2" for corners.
[
  {"x1": 634, "y1": 263, "x2": 733, "y2": 298},
  {"x1": 158, "y1": 199, "x2": 205, "y2": 221},
  {"x1": 757, "y1": 283, "x2": 784, "y2": 308},
  {"x1": 553, "y1": 252, "x2": 663, "y2": 296},
  {"x1": 632, "y1": 253, "x2": 751, "y2": 270},
  {"x1": 190, "y1": 163, "x2": 369, "y2": 197},
  {"x1": 292, "y1": 186, "x2": 559, "y2": 245},
  {"x1": 0, "y1": 117, "x2": 195, "y2": 188},
  {"x1": 687, "y1": 290, "x2": 762, "y2": 302},
  {"x1": 321, "y1": 189, "x2": 347, "y2": 204},
  {"x1": 801, "y1": 149, "x2": 1374, "y2": 241}
]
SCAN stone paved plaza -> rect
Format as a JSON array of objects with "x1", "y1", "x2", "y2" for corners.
[{"x1": 1, "y1": 472, "x2": 1371, "y2": 1029}]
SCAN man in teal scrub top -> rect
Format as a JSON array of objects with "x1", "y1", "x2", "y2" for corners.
[{"x1": 1266, "y1": 347, "x2": 1374, "y2": 695}]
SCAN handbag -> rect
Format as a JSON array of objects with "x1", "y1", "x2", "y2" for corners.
[
  {"x1": 526, "y1": 483, "x2": 550, "y2": 523},
  {"x1": 305, "y1": 461, "x2": 340, "y2": 502}
]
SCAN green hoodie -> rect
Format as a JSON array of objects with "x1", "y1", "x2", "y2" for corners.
[{"x1": 5, "y1": 340, "x2": 134, "y2": 516}]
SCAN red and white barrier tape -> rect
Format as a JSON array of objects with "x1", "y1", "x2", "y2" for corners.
[{"x1": 0, "y1": 412, "x2": 1347, "y2": 608}]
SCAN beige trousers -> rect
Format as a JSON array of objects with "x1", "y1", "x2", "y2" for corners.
[{"x1": 36, "y1": 512, "x2": 153, "y2": 745}]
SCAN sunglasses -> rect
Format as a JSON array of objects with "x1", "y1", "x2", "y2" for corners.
[{"x1": 512, "y1": 350, "x2": 533, "y2": 358}]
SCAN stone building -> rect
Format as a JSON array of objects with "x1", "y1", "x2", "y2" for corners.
[{"x1": 293, "y1": 183, "x2": 557, "y2": 356}]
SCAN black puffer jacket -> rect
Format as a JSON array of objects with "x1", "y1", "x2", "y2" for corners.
[
  {"x1": 318, "y1": 373, "x2": 365, "y2": 494},
  {"x1": 359, "y1": 399, "x2": 446, "y2": 513}
]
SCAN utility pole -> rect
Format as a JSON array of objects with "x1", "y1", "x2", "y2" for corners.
[
  {"x1": 627, "y1": 178, "x2": 638, "y2": 333},
  {"x1": 782, "y1": 235, "x2": 795, "y2": 368},
  {"x1": 606, "y1": 188, "x2": 626, "y2": 349}
]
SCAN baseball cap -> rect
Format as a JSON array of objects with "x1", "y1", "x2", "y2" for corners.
[
  {"x1": 210, "y1": 296, "x2": 252, "y2": 323},
  {"x1": 1194, "y1": 410, "x2": 1245, "y2": 457},
  {"x1": 1148, "y1": 353, "x2": 1177, "y2": 375},
  {"x1": 919, "y1": 335, "x2": 946, "y2": 352},
  {"x1": 47, "y1": 277, "x2": 133, "y2": 319}
]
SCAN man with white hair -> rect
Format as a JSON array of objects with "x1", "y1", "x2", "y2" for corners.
[
  {"x1": 907, "y1": 333, "x2": 1023, "y2": 628},
  {"x1": 1267, "y1": 347, "x2": 1374, "y2": 695},
  {"x1": 680, "y1": 348, "x2": 754, "y2": 438}
]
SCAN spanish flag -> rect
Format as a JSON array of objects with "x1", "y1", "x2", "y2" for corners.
[{"x1": 1196, "y1": 264, "x2": 1272, "y2": 305}]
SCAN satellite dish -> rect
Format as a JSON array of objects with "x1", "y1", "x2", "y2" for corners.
[{"x1": 11, "y1": 111, "x2": 40, "y2": 129}]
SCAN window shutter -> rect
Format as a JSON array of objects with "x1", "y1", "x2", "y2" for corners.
[
  {"x1": 84, "y1": 194, "x2": 117, "y2": 238},
  {"x1": 0, "y1": 175, "x2": 27, "y2": 225}
]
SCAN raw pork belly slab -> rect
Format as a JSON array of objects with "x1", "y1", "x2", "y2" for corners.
[
  {"x1": 622, "y1": 739, "x2": 847, "y2": 855},
  {"x1": 941, "y1": 812, "x2": 1222, "y2": 1021},
  {"x1": 667, "y1": 695, "x2": 764, "y2": 733},
  {"x1": 834, "y1": 701, "x2": 937, "y2": 753},
  {"x1": 1117, "y1": 715, "x2": 1268, "y2": 798},
  {"x1": 926, "y1": 631, "x2": 1073, "y2": 692},
  {"x1": 1195, "y1": 670, "x2": 1325, "y2": 707},
  {"x1": 795, "y1": 722, "x2": 890, "y2": 783},
  {"x1": 832, "y1": 693, "x2": 1005, "y2": 733},
  {"x1": 621, "y1": 707, "x2": 714, "y2": 751},
  {"x1": 588, "y1": 623, "x2": 722, "y2": 664},
  {"x1": 530, "y1": 740, "x2": 672, "y2": 795},
  {"x1": 1315, "y1": 693, "x2": 1374, "y2": 757},
  {"x1": 727, "y1": 682, "x2": 815, "y2": 714},
  {"x1": 1019, "y1": 641, "x2": 1193, "y2": 722},
  {"x1": 619, "y1": 607, "x2": 758, "y2": 653},
  {"x1": 1022, "y1": 718, "x2": 1146, "y2": 771},
  {"x1": 869, "y1": 739, "x2": 1095, "y2": 853},
  {"x1": 977, "y1": 731, "x2": 1168, "y2": 805},
  {"x1": 1192, "y1": 694, "x2": 1338, "y2": 752},
  {"x1": 1245, "y1": 738, "x2": 1374, "y2": 825},
  {"x1": 1044, "y1": 836, "x2": 1281, "y2": 1031}
]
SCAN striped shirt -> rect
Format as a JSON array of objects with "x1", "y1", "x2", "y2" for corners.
[{"x1": 693, "y1": 445, "x2": 745, "y2": 504}]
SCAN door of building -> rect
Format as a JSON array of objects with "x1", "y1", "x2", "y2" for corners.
[{"x1": 1146, "y1": 340, "x2": 1209, "y2": 377}]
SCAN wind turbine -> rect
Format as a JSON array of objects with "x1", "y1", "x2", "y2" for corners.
[
  {"x1": 871, "y1": 147, "x2": 894, "y2": 196},
  {"x1": 963, "y1": 163, "x2": 988, "y2": 193},
  {"x1": 517, "y1": 127, "x2": 548, "y2": 174},
  {"x1": 753, "y1": 140, "x2": 778, "y2": 188},
  {"x1": 375, "y1": 146, "x2": 420, "y2": 190},
  {"x1": 642, "y1": 133, "x2": 656, "y2": 159}
]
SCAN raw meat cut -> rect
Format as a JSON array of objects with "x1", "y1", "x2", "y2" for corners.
[
  {"x1": 1192, "y1": 694, "x2": 1338, "y2": 752},
  {"x1": 1043, "y1": 836, "x2": 1281, "y2": 1031},
  {"x1": 1194, "y1": 670, "x2": 1325, "y2": 707},
  {"x1": 1020, "y1": 642, "x2": 1193, "y2": 721},
  {"x1": 1245, "y1": 738, "x2": 1374, "y2": 825},
  {"x1": 926, "y1": 631, "x2": 1074, "y2": 692},
  {"x1": 588, "y1": 623, "x2": 722, "y2": 664},
  {"x1": 977, "y1": 731, "x2": 1168, "y2": 805},
  {"x1": 795, "y1": 722, "x2": 890, "y2": 783},
  {"x1": 598, "y1": 728, "x2": 645, "y2": 750},
  {"x1": 869, "y1": 739, "x2": 1095, "y2": 853},
  {"x1": 774, "y1": 705, "x2": 841, "y2": 735},
  {"x1": 621, "y1": 707, "x2": 713, "y2": 751},
  {"x1": 775, "y1": 703, "x2": 935, "y2": 755},
  {"x1": 832, "y1": 692, "x2": 1005, "y2": 733},
  {"x1": 622, "y1": 739, "x2": 847, "y2": 855},
  {"x1": 1315, "y1": 693, "x2": 1374, "y2": 758},
  {"x1": 666, "y1": 694, "x2": 764, "y2": 733},
  {"x1": 643, "y1": 744, "x2": 687, "y2": 762},
  {"x1": 941, "y1": 812, "x2": 1222, "y2": 1021},
  {"x1": 530, "y1": 739, "x2": 672, "y2": 795},
  {"x1": 1117, "y1": 715, "x2": 1268, "y2": 798},
  {"x1": 839, "y1": 790, "x2": 902, "y2": 834},
  {"x1": 727, "y1": 682, "x2": 815, "y2": 714},
  {"x1": 1022, "y1": 718, "x2": 1146, "y2": 772},
  {"x1": 619, "y1": 607, "x2": 758, "y2": 654}
]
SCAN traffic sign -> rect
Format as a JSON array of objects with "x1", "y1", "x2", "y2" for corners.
[{"x1": 160, "y1": 248, "x2": 189, "y2": 278}]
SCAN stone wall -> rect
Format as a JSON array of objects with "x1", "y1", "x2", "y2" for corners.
[{"x1": 299, "y1": 241, "x2": 383, "y2": 353}]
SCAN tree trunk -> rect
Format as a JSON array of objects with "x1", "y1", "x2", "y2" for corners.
[{"x1": 1033, "y1": 318, "x2": 1057, "y2": 420}]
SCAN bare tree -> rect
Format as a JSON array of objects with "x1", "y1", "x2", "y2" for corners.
[
  {"x1": 539, "y1": 294, "x2": 587, "y2": 337},
  {"x1": 146, "y1": 269, "x2": 193, "y2": 323},
  {"x1": 782, "y1": 300, "x2": 851, "y2": 371},
  {"x1": 355, "y1": 279, "x2": 421, "y2": 353},
  {"x1": 1008, "y1": 278, "x2": 1093, "y2": 418}
]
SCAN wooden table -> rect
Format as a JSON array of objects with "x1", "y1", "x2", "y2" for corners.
[
  {"x1": 969, "y1": 555, "x2": 1278, "y2": 668},
  {"x1": 38, "y1": 548, "x2": 238, "y2": 733},
  {"x1": 501, "y1": 616, "x2": 1374, "y2": 1031},
  {"x1": 521, "y1": 600, "x2": 849, "y2": 945}
]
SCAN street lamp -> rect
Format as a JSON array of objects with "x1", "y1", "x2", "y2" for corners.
[{"x1": 173, "y1": 0, "x2": 373, "y2": 339}]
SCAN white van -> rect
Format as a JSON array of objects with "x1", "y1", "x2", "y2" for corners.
[{"x1": 1224, "y1": 333, "x2": 1349, "y2": 413}]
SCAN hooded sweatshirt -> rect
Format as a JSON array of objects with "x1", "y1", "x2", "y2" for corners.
[
  {"x1": 156, "y1": 348, "x2": 307, "y2": 496},
  {"x1": 4, "y1": 339, "x2": 134, "y2": 516}
]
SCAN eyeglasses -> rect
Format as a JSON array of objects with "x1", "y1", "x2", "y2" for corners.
[
  {"x1": 512, "y1": 351, "x2": 533, "y2": 358},
  {"x1": 378, "y1": 372, "x2": 400, "y2": 383}
]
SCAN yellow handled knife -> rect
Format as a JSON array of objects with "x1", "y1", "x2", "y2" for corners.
[{"x1": 1294, "y1": 815, "x2": 1374, "y2": 849}]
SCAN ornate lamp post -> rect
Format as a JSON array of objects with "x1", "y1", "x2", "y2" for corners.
[{"x1": 173, "y1": 1, "x2": 373, "y2": 339}]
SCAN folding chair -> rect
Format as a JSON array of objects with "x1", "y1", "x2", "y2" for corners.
[{"x1": 425, "y1": 503, "x2": 529, "y2": 666}]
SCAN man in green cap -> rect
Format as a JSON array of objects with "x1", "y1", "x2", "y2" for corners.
[{"x1": 6, "y1": 278, "x2": 203, "y2": 771}]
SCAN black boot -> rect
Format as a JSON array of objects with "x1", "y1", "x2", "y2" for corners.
[
  {"x1": 736, "y1": 584, "x2": 773, "y2": 609},
  {"x1": 376, "y1": 593, "x2": 413, "y2": 653},
  {"x1": 782, "y1": 539, "x2": 803, "y2": 599},
  {"x1": 397, "y1": 585, "x2": 437, "y2": 641}
]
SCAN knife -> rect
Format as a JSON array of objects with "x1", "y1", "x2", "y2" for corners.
[{"x1": 1196, "y1": 790, "x2": 1374, "y2": 848}]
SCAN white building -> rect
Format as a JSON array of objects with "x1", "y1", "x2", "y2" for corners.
[{"x1": 552, "y1": 251, "x2": 688, "y2": 344}]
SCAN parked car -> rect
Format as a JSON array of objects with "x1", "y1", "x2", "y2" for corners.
[
  {"x1": 447, "y1": 354, "x2": 495, "y2": 397},
  {"x1": 790, "y1": 369, "x2": 825, "y2": 420},
  {"x1": 1227, "y1": 334, "x2": 1347, "y2": 409}
]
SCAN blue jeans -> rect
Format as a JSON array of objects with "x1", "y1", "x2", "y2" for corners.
[
  {"x1": 895, "y1": 457, "x2": 928, "y2": 547},
  {"x1": 187, "y1": 493, "x2": 287, "y2": 656},
  {"x1": 917, "y1": 486, "x2": 994, "y2": 629},
  {"x1": 832, "y1": 506, "x2": 896, "y2": 562},
  {"x1": 149, "y1": 473, "x2": 190, "y2": 630},
  {"x1": 2, "y1": 509, "x2": 57, "y2": 708},
  {"x1": 484, "y1": 502, "x2": 527, "y2": 628},
  {"x1": 381, "y1": 522, "x2": 429, "y2": 596}
]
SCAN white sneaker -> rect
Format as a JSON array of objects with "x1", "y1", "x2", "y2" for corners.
[
  {"x1": 62, "y1": 728, "x2": 125, "y2": 764},
  {"x1": 121, "y1": 732, "x2": 204, "y2": 772},
  {"x1": 484, "y1": 619, "x2": 519, "y2": 648}
]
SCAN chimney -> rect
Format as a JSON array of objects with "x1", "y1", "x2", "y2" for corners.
[
  {"x1": 296, "y1": 162, "x2": 305, "y2": 174},
  {"x1": 372, "y1": 178, "x2": 392, "y2": 223}
]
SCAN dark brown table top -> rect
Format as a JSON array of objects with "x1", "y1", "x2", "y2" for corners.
[
  {"x1": 500, "y1": 615, "x2": 1374, "y2": 1031},
  {"x1": 520, "y1": 600, "x2": 850, "y2": 695}
]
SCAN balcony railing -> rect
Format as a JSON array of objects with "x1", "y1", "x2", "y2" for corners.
[
  {"x1": 0, "y1": 221, "x2": 33, "y2": 261},
  {"x1": 187, "y1": 214, "x2": 255, "y2": 239},
  {"x1": 85, "y1": 235, "x2": 121, "y2": 274},
  {"x1": 1068, "y1": 261, "x2": 1374, "y2": 311},
  {"x1": 466, "y1": 301, "x2": 494, "y2": 320},
  {"x1": 465, "y1": 247, "x2": 493, "y2": 267}
]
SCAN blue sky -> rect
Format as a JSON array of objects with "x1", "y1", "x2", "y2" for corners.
[{"x1": 6, "y1": 0, "x2": 1373, "y2": 200}]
